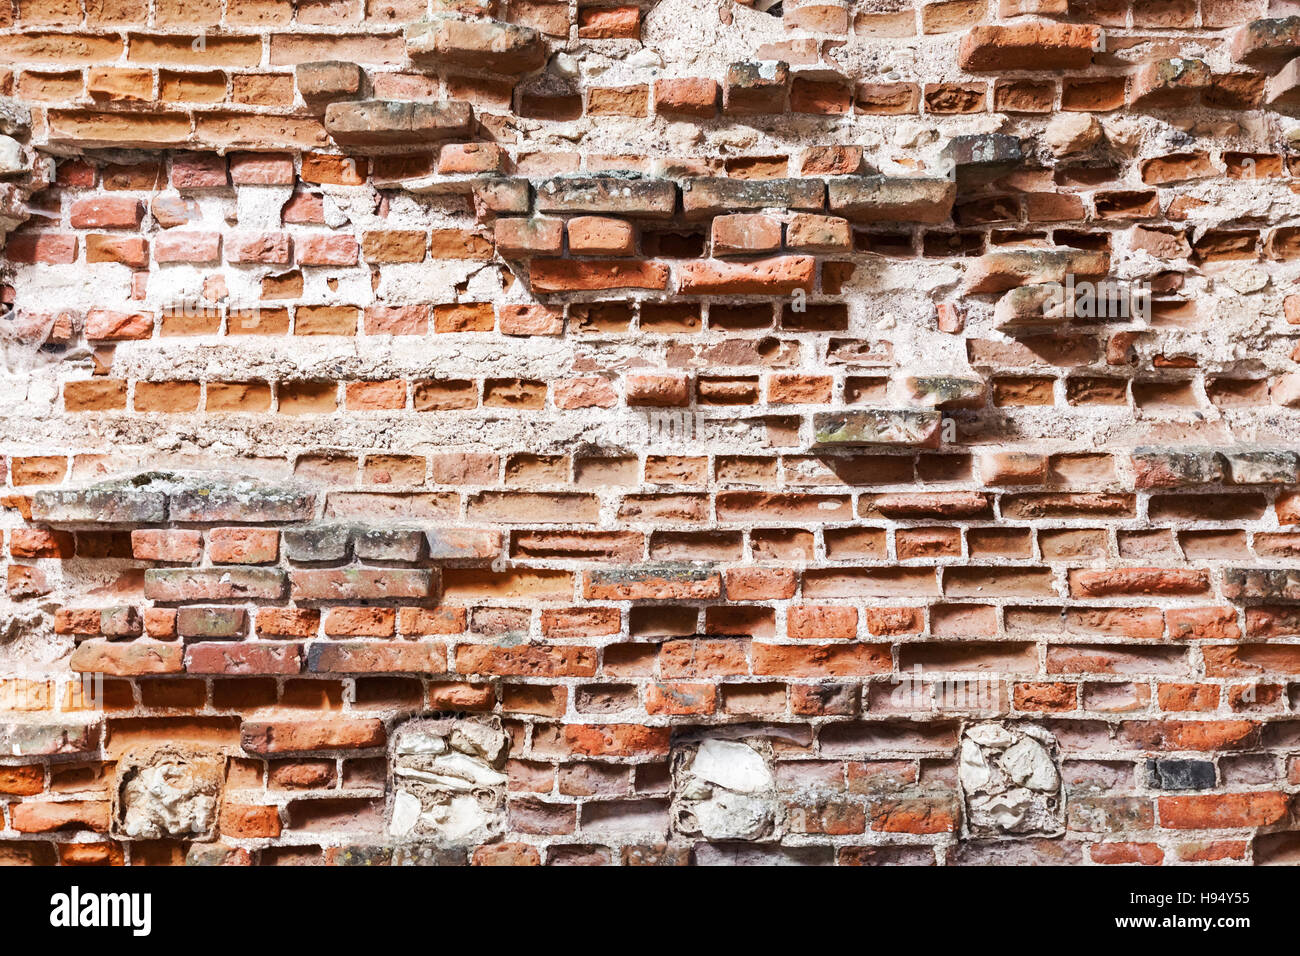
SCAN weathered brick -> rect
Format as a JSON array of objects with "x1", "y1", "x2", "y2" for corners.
[
  {"x1": 289, "y1": 568, "x2": 436, "y2": 601},
  {"x1": 682, "y1": 177, "x2": 823, "y2": 218},
  {"x1": 324, "y1": 100, "x2": 473, "y2": 147},
  {"x1": 535, "y1": 175, "x2": 676, "y2": 219},
  {"x1": 405, "y1": 16, "x2": 546, "y2": 74},
  {"x1": 143, "y1": 568, "x2": 288, "y2": 601},
  {"x1": 827, "y1": 176, "x2": 955, "y2": 223},
  {"x1": 958, "y1": 22, "x2": 1100, "y2": 71},
  {"x1": 241, "y1": 718, "x2": 386, "y2": 754}
]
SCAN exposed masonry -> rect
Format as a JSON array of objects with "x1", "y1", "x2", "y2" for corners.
[{"x1": 0, "y1": 0, "x2": 1299, "y2": 867}]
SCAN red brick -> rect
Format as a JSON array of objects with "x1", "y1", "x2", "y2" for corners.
[{"x1": 70, "y1": 196, "x2": 143, "y2": 228}]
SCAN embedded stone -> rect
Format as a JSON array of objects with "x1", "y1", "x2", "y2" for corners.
[
  {"x1": 584, "y1": 565, "x2": 721, "y2": 600},
  {"x1": 388, "y1": 717, "x2": 510, "y2": 848},
  {"x1": 185, "y1": 842, "x2": 250, "y2": 866},
  {"x1": 0, "y1": 719, "x2": 101, "y2": 756},
  {"x1": 1044, "y1": 113, "x2": 1102, "y2": 156},
  {"x1": 101, "y1": 606, "x2": 142, "y2": 638},
  {"x1": 959, "y1": 722, "x2": 1063, "y2": 836},
  {"x1": 1223, "y1": 450, "x2": 1299, "y2": 485},
  {"x1": 31, "y1": 484, "x2": 167, "y2": 524},
  {"x1": 1146, "y1": 758, "x2": 1216, "y2": 791},
  {"x1": 670, "y1": 737, "x2": 781, "y2": 841},
  {"x1": 176, "y1": 607, "x2": 248, "y2": 639},
  {"x1": 471, "y1": 177, "x2": 531, "y2": 216},
  {"x1": 1231, "y1": 17, "x2": 1300, "y2": 65},
  {"x1": 424, "y1": 528, "x2": 501, "y2": 560},
  {"x1": 289, "y1": 568, "x2": 434, "y2": 601},
  {"x1": 328, "y1": 845, "x2": 397, "y2": 866},
  {"x1": 113, "y1": 746, "x2": 222, "y2": 841},
  {"x1": 1131, "y1": 58, "x2": 1211, "y2": 107},
  {"x1": 724, "y1": 60, "x2": 790, "y2": 113},
  {"x1": 0, "y1": 98, "x2": 32, "y2": 137},
  {"x1": 1130, "y1": 449, "x2": 1224, "y2": 489},
  {"x1": 353, "y1": 527, "x2": 425, "y2": 562},
  {"x1": 169, "y1": 482, "x2": 316, "y2": 523},
  {"x1": 1224, "y1": 568, "x2": 1300, "y2": 602},
  {"x1": 143, "y1": 568, "x2": 288, "y2": 601},
  {"x1": 0, "y1": 135, "x2": 27, "y2": 177},
  {"x1": 296, "y1": 61, "x2": 364, "y2": 104}
]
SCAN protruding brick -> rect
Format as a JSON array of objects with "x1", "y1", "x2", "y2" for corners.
[
  {"x1": 405, "y1": 16, "x2": 546, "y2": 74},
  {"x1": 958, "y1": 22, "x2": 1101, "y2": 71},
  {"x1": 813, "y1": 410, "x2": 943, "y2": 447},
  {"x1": 535, "y1": 175, "x2": 676, "y2": 219},
  {"x1": 324, "y1": 100, "x2": 473, "y2": 148},
  {"x1": 296, "y1": 61, "x2": 363, "y2": 103},
  {"x1": 654, "y1": 78, "x2": 718, "y2": 117}
]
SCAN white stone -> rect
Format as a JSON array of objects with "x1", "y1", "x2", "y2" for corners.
[
  {"x1": 0, "y1": 136, "x2": 26, "y2": 177},
  {"x1": 689, "y1": 739, "x2": 773, "y2": 794},
  {"x1": 235, "y1": 185, "x2": 293, "y2": 230},
  {"x1": 394, "y1": 767, "x2": 475, "y2": 791},
  {"x1": 551, "y1": 52, "x2": 579, "y2": 77},
  {"x1": 959, "y1": 738, "x2": 991, "y2": 792},
  {"x1": 395, "y1": 731, "x2": 447, "y2": 755},
  {"x1": 1099, "y1": 116, "x2": 1145, "y2": 152},
  {"x1": 624, "y1": 48, "x2": 662, "y2": 70},
  {"x1": 428, "y1": 751, "x2": 508, "y2": 787},
  {"x1": 974, "y1": 789, "x2": 1032, "y2": 830},
  {"x1": 390, "y1": 789, "x2": 421, "y2": 835},
  {"x1": 999, "y1": 737, "x2": 1059, "y2": 792},
  {"x1": 967, "y1": 723, "x2": 1016, "y2": 749},
  {"x1": 1226, "y1": 267, "x2": 1268, "y2": 294},
  {"x1": 389, "y1": 718, "x2": 509, "y2": 846},
  {"x1": 449, "y1": 722, "x2": 508, "y2": 764},
  {"x1": 670, "y1": 737, "x2": 782, "y2": 841},
  {"x1": 121, "y1": 764, "x2": 216, "y2": 838},
  {"x1": 419, "y1": 793, "x2": 501, "y2": 845},
  {"x1": 960, "y1": 722, "x2": 1064, "y2": 837},
  {"x1": 690, "y1": 790, "x2": 777, "y2": 841}
]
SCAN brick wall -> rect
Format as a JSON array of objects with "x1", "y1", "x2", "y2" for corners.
[{"x1": 0, "y1": 0, "x2": 1298, "y2": 866}]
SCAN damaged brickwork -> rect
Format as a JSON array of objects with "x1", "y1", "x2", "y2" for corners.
[{"x1": 0, "y1": 0, "x2": 1298, "y2": 867}]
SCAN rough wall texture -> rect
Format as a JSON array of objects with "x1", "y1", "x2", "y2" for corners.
[{"x1": 0, "y1": 0, "x2": 1299, "y2": 867}]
